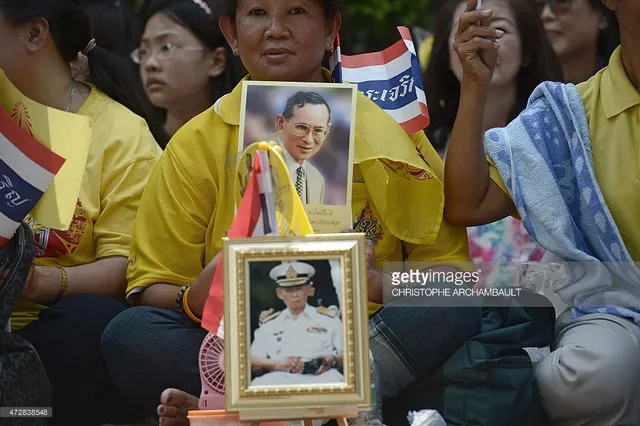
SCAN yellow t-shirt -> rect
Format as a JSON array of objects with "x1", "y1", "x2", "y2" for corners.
[
  {"x1": 11, "y1": 86, "x2": 162, "y2": 330},
  {"x1": 488, "y1": 46, "x2": 640, "y2": 261},
  {"x1": 126, "y1": 71, "x2": 472, "y2": 317}
]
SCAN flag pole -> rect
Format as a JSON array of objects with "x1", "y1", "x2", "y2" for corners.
[{"x1": 256, "y1": 148, "x2": 278, "y2": 237}]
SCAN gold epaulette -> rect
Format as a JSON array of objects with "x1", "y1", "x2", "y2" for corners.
[
  {"x1": 260, "y1": 311, "x2": 280, "y2": 325},
  {"x1": 317, "y1": 306, "x2": 340, "y2": 318}
]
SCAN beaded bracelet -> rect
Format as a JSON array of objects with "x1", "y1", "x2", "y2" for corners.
[
  {"x1": 176, "y1": 285, "x2": 202, "y2": 324},
  {"x1": 176, "y1": 285, "x2": 189, "y2": 314}
]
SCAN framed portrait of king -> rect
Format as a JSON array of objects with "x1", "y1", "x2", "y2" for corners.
[{"x1": 222, "y1": 233, "x2": 370, "y2": 419}]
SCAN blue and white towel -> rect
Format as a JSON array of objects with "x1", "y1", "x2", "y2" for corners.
[{"x1": 485, "y1": 81, "x2": 640, "y2": 325}]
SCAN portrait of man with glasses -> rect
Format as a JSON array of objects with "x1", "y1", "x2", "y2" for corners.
[
  {"x1": 240, "y1": 82, "x2": 356, "y2": 220},
  {"x1": 272, "y1": 91, "x2": 332, "y2": 205}
]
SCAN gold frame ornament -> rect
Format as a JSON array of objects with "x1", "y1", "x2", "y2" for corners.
[{"x1": 223, "y1": 233, "x2": 370, "y2": 419}]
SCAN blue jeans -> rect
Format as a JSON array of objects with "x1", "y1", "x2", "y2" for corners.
[
  {"x1": 370, "y1": 304, "x2": 481, "y2": 399},
  {"x1": 101, "y1": 303, "x2": 481, "y2": 416},
  {"x1": 16, "y1": 295, "x2": 142, "y2": 426}
]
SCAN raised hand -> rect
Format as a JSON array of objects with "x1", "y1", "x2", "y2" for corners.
[
  {"x1": 258, "y1": 308, "x2": 275, "y2": 323},
  {"x1": 453, "y1": 0, "x2": 504, "y2": 86}
]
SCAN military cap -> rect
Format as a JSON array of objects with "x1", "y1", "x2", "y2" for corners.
[{"x1": 269, "y1": 261, "x2": 315, "y2": 287}]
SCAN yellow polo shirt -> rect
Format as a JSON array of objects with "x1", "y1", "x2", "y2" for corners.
[
  {"x1": 126, "y1": 71, "x2": 472, "y2": 316},
  {"x1": 488, "y1": 46, "x2": 640, "y2": 260},
  {"x1": 11, "y1": 86, "x2": 162, "y2": 330}
]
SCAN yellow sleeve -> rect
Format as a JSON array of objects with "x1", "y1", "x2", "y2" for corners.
[
  {"x1": 487, "y1": 153, "x2": 510, "y2": 197},
  {"x1": 486, "y1": 153, "x2": 521, "y2": 219},
  {"x1": 126, "y1": 122, "x2": 218, "y2": 296},
  {"x1": 95, "y1": 158, "x2": 159, "y2": 259}
]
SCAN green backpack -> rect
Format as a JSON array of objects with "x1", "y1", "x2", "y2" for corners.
[{"x1": 384, "y1": 289, "x2": 555, "y2": 426}]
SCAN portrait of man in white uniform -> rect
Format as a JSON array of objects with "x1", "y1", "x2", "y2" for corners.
[{"x1": 250, "y1": 261, "x2": 344, "y2": 386}]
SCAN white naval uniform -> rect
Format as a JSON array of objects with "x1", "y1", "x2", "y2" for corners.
[{"x1": 250, "y1": 304, "x2": 343, "y2": 385}]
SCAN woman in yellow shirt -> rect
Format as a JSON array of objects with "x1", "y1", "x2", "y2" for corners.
[
  {"x1": 101, "y1": 0, "x2": 482, "y2": 420},
  {"x1": 0, "y1": 0, "x2": 162, "y2": 424},
  {"x1": 445, "y1": 0, "x2": 640, "y2": 423}
]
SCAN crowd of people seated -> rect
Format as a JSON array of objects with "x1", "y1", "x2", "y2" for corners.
[{"x1": 0, "y1": 0, "x2": 638, "y2": 425}]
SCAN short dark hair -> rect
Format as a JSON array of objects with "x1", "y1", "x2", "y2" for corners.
[
  {"x1": 282, "y1": 91, "x2": 331, "y2": 123},
  {"x1": 225, "y1": 0, "x2": 339, "y2": 21},
  {"x1": 79, "y1": 0, "x2": 142, "y2": 60},
  {"x1": 423, "y1": 0, "x2": 563, "y2": 151},
  {"x1": 0, "y1": 0, "x2": 168, "y2": 147},
  {"x1": 589, "y1": 0, "x2": 619, "y2": 64}
]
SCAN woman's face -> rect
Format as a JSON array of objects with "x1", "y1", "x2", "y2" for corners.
[
  {"x1": 139, "y1": 12, "x2": 220, "y2": 109},
  {"x1": 220, "y1": 0, "x2": 339, "y2": 82},
  {"x1": 539, "y1": 0, "x2": 604, "y2": 61},
  {"x1": 448, "y1": 0, "x2": 523, "y2": 88}
]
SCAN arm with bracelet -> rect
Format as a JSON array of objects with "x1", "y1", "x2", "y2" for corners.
[{"x1": 22, "y1": 257, "x2": 127, "y2": 305}]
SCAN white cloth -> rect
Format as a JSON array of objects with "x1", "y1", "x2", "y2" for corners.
[{"x1": 408, "y1": 410, "x2": 446, "y2": 426}]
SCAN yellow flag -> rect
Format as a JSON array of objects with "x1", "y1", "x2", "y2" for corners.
[
  {"x1": 0, "y1": 69, "x2": 92, "y2": 230},
  {"x1": 235, "y1": 141, "x2": 314, "y2": 237}
]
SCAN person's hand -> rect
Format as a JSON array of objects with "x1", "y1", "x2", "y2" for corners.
[
  {"x1": 282, "y1": 356, "x2": 304, "y2": 373},
  {"x1": 343, "y1": 229, "x2": 383, "y2": 304},
  {"x1": 259, "y1": 308, "x2": 275, "y2": 323},
  {"x1": 453, "y1": 0, "x2": 503, "y2": 87},
  {"x1": 364, "y1": 240, "x2": 384, "y2": 304},
  {"x1": 314, "y1": 355, "x2": 336, "y2": 375}
]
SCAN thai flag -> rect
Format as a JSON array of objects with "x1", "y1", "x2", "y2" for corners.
[
  {"x1": 0, "y1": 108, "x2": 65, "y2": 247},
  {"x1": 329, "y1": 26, "x2": 430, "y2": 134},
  {"x1": 202, "y1": 149, "x2": 277, "y2": 338}
]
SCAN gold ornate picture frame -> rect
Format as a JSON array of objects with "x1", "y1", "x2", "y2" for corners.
[{"x1": 223, "y1": 233, "x2": 370, "y2": 419}]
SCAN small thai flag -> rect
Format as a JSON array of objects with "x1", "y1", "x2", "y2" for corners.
[
  {"x1": 0, "y1": 108, "x2": 65, "y2": 247},
  {"x1": 203, "y1": 149, "x2": 277, "y2": 338},
  {"x1": 330, "y1": 26, "x2": 430, "y2": 134}
]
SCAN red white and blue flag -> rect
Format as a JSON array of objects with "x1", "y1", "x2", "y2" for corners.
[
  {"x1": 0, "y1": 108, "x2": 65, "y2": 247},
  {"x1": 202, "y1": 150, "x2": 276, "y2": 338},
  {"x1": 330, "y1": 26, "x2": 430, "y2": 134}
]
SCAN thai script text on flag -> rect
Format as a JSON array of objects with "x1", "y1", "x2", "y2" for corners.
[
  {"x1": 330, "y1": 26, "x2": 430, "y2": 135},
  {"x1": 0, "y1": 108, "x2": 65, "y2": 247}
]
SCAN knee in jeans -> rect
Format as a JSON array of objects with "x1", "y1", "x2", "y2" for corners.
[{"x1": 101, "y1": 306, "x2": 157, "y2": 355}]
